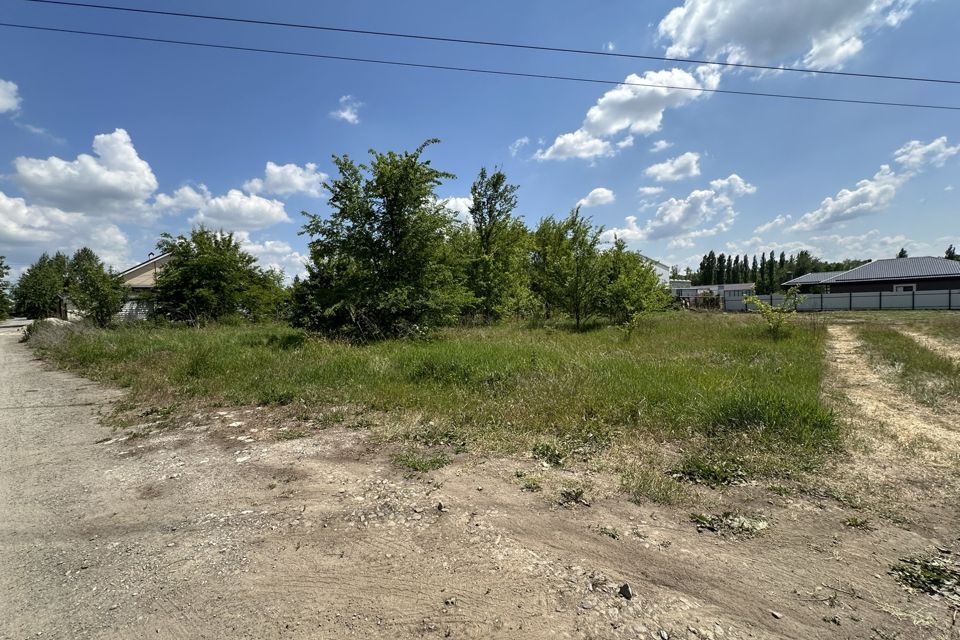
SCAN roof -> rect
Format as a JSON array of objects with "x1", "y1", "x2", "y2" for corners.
[
  {"x1": 118, "y1": 252, "x2": 170, "y2": 277},
  {"x1": 826, "y1": 256, "x2": 960, "y2": 283},
  {"x1": 118, "y1": 252, "x2": 171, "y2": 289},
  {"x1": 782, "y1": 271, "x2": 845, "y2": 286},
  {"x1": 639, "y1": 253, "x2": 670, "y2": 270}
]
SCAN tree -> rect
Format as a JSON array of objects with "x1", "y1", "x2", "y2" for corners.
[
  {"x1": 0, "y1": 256, "x2": 12, "y2": 321},
  {"x1": 67, "y1": 248, "x2": 125, "y2": 327},
  {"x1": 600, "y1": 237, "x2": 671, "y2": 323},
  {"x1": 154, "y1": 228, "x2": 284, "y2": 324},
  {"x1": 750, "y1": 255, "x2": 759, "y2": 284},
  {"x1": 896, "y1": 247, "x2": 908, "y2": 258},
  {"x1": 564, "y1": 208, "x2": 604, "y2": 330},
  {"x1": 717, "y1": 253, "x2": 727, "y2": 285},
  {"x1": 767, "y1": 250, "x2": 776, "y2": 292},
  {"x1": 295, "y1": 140, "x2": 471, "y2": 338},
  {"x1": 947, "y1": 244, "x2": 959, "y2": 261},
  {"x1": 462, "y1": 167, "x2": 528, "y2": 320},
  {"x1": 12, "y1": 252, "x2": 69, "y2": 319}
]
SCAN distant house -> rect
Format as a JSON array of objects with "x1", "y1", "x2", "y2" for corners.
[
  {"x1": 116, "y1": 253, "x2": 171, "y2": 320},
  {"x1": 672, "y1": 282, "x2": 755, "y2": 310},
  {"x1": 640, "y1": 255, "x2": 671, "y2": 284},
  {"x1": 783, "y1": 257, "x2": 960, "y2": 293}
]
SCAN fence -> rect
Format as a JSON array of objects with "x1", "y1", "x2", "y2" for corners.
[{"x1": 725, "y1": 289, "x2": 960, "y2": 312}]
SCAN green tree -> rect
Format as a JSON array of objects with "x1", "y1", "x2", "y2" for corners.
[
  {"x1": 600, "y1": 237, "x2": 672, "y2": 323},
  {"x1": 295, "y1": 139, "x2": 471, "y2": 338},
  {"x1": 0, "y1": 256, "x2": 12, "y2": 321},
  {"x1": 896, "y1": 247, "x2": 909, "y2": 258},
  {"x1": 947, "y1": 244, "x2": 959, "y2": 261},
  {"x1": 67, "y1": 248, "x2": 125, "y2": 327},
  {"x1": 462, "y1": 167, "x2": 528, "y2": 320},
  {"x1": 12, "y1": 252, "x2": 69, "y2": 319},
  {"x1": 767, "y1": 250, "x2": 776, "y2": 292},
  {"x1": 530, "y1": 215, "x2": 569, "y2": 319},
  {"x1": 154, "y1": 228, "x2": 283, "y2": 324}
]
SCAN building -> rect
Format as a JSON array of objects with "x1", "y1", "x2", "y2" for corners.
[
  {"x1": 673, "y1": 282, "x2": 755, "y2": 310},
  {"x1": 783, "y1": 257, "x2": 960, "y2": 293},
  {"x1": 116, "y1": 253, "x2": 172, "y2": 320},
  {"x1": 641, "y1": 255, "x2": 671, "y2": 284}
]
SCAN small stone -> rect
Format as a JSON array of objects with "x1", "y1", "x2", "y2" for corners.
[
  {"x1": 659, "y1": 630, "x2": 669, "y2": 640},
  {"x1": 618, "y1": 583, "x2": 634, "y2": 600},
  {"x1": 770, "y1": 611, "x2": 783, "y2": 619},
  {"x1": 437, "y1": 501, "x2": 448, "y2": 512}
]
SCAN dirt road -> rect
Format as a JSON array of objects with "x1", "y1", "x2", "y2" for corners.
[{"x1": 1, "y1": 329, "x2": 958, "y2": 639}]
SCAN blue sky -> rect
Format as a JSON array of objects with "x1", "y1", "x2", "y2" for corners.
[{"x1": 1, "y1": 0, "x2": 959, "y2": 278}]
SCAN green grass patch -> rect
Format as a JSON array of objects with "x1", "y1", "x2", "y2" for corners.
[
  {"x1": 29, "y1": 314, "x2": 840, "y2": 482},
  {"x1": 890, "y1": 551, "x2": 959, "y2": 601},
  {"x1": 857, "y1": 325, "x2": 960, "y2": 404},
  {"x1": 392, "y1": 450, "x2": 451, "y2": 472},
  {"x1": 621, "y1": 465, "x2": 688, "y2": 505}
]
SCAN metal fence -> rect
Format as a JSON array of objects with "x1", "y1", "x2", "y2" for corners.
[{"x1": 725, "y1": 289, "x2": 960, "y2": 312}]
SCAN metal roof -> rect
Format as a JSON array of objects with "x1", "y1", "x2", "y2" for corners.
[
  {"x1": 782, "y1": 271, "x2": 845, "y2": 286},
  {"x1": 825, "y1": 256, "x2": 960, "y2": 283}
]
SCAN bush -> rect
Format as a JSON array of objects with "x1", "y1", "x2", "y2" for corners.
[{"x1": 744, "y1": 287, "x2": 804, "y2": 337}]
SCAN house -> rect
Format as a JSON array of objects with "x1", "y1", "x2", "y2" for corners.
[
  {"x1": 116, "y1": 252, "x2": 172, "y2": 320},
  {"x1": 783, "y1": 257, "x2": 960, "y2": 293},
  {"x1": 778, "y1": 271, "x2": 845, "y2": 293},
  {"x1": 672, "y1": 282, "x2": 755, "y2": 310},
  {"x1": 641, "y1": 255, "x2": 671, "y2": 284}
]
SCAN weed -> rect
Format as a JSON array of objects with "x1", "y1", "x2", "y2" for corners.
[
  {"x1": 392, "y1": 451, "x2": 451, "y2": 472},
  {"x1": 843, "y1": 516, "x2": 873, "y2": 531},
  {"x1": 691, "y1": 511, "x2": 769, "y2": 537},
  {"x1": 516, "y1": 472, "x2": 542, "y2": 492},
  {"x1": 532, "y1": 441, "x2": 566, "y2": 467},
  {"x1": 558, "y1": 484, "x2": 588, "y2": 507},
  {"x1": 596, "y1": 525, "x2": 620, "y2": 540},
  {"x1": 890, "y1": 551, "x2": 959, "y2": 601},
  {"x1": 621, "y1": 466, "x2": 688, "y2": 505},
  {"x1": 672, "y1": 454, "x2": 748, "y2": 487}
]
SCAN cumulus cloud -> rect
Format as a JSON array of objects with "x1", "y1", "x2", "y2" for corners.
[
  {"x1": 330, "y1": 95, "x2": 362, "y2": 124},
  {"x1": 650, "y1": 140, "x2": 673, "y2": 153},
  {"x1": 644, "y1": 152, "x2": 701, "y2": 182},
  {"x1": 659, "y1": 0, "x2": 919, "y2": 70},
  {"x1": 188, "y1": 190, "x2": 290, "y2": 230},
  {"x1": 790, "y1": 137, "x2": 958, "y2": 232},
  {"x1": 535, "y1": 67, "x2": 720, "y2": 161},
  {"x1": 243, "y1": 161, "x2": 327, "y2": 198},
  {"x1": 577, "y1": 188, "x2": 616, "y2": 208},
  {"x1": 0, "y1": 78, "x2": 21, "y2": 113},
  {"x1": 234, "y1": 230, "x2": 308, "y2": 280},
  {"x1": 14, "y1": 128, "x2": 158, "y2": 219},
  {"x1": 603, "y1": 174, "x2": 755, "y2": 248},
  {"x1": 753, "y1": 214, "x2": 791, "y2": 234},
  {"x1": 509, "y1": 136, "x2": 530, "y2": 157}
]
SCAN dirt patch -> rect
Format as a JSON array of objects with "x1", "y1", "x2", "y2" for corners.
[
  {"x1": 898, "y1": 327, "x2": 960, "y2": 364},
  {"x1": 4, "y1": 331, "x2": 960, "y2": 639}
]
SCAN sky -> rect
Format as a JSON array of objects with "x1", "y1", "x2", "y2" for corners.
[{"x1": 1, "y1": 0, "x2": 959, "y2": 280}]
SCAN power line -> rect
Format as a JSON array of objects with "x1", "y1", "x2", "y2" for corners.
[
  {"x1": 15, "y1": 0, "x2": 960, "y2": 87},
  {"x1": 2, "y1": 21, "x2": 959, "y2": 112}
]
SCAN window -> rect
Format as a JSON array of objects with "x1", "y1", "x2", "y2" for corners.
[{"x1": 894, "y1": 284, "x2": 916, "y2": 292}]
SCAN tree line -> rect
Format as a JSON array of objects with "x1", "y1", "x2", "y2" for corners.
[
  {"x1": 3, "y1": 140, "x2": 670, "y2": 335},
  {"x1": 686, "y1": 245, "x2": 960, "y2": 295}
]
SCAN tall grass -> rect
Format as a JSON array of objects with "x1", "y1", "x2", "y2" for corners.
[{"x1": 33, "y1": 314, "x2": 839, "y2": 480}]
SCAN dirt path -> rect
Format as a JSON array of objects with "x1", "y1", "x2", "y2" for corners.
[
  {"x1": 897, "y1": 327, "x2": 960, "y2": 364},
  {"x1": 2, "y1": 331, "x2": 959, "y2": 639}
]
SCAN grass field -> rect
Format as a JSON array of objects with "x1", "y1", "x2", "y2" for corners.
[{"x1": 32, "y1": 313, "x2": 840, "y2": 494}]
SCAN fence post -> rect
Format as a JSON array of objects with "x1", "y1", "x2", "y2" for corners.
[
  {"x1": 912, "y1": 289, "x2": 915, "y2": 310},
  {"x1": 820, "y1": 293, "x2": 824, "y2": 311},
  {"x1": 879, "y1": 290, "x2": 882, "y2": 310},
  {"x1": 950, "y1": 289, "x2": 954, "y2": 310},
  {"x1": 849, "y1": 291, "x2": 852, "y2": 311}
]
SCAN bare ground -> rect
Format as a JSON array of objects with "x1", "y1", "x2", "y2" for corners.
[
  {"x1": 2, "y1": 325, "x2": 959, "y2": 640},
  {"x1": 896, "y1": 327, "x2": 960, "y2": 364}
]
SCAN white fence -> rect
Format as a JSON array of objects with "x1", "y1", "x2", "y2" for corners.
[{"x1": 725, "y1": 289, "x2": 960, "y2": 312}]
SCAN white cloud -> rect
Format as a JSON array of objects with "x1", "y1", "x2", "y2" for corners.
[
  {"x1": 330, "y1": 95, "x2": 362, "y2": 124},
  {"x1": 659, "y1": 0, "x2": 919, "y2": 70},
  {"x1": 650, "y1": 140, "x2": 673, "y2": 153},
  {"x1": 603, "y1": 173, "x2": 755, "y2": 247},
  {"x1": 243, "y1": 161, "x2": 327, "y2": 198},
  {"x1": 644, "y1": 151, "x2": 701, "y2": 182},
  {"x1": 153, "y1": 184, "x2": 211, "y2": 211},
  {"x1": 893, "y1": 137, "x2": 960, "y2": 172},
  {"x1": 604, "y1": 41, "x2": 616, "y2": 52},
  {"x1": 234, "y1": 231, "x2": 308, "y2": 280},
  {"x1": 536, "y1": 66, "x2": 720, "y2": 161},
  {"x1": 0, "y1": 78, "x2": 20, "y2": 113},
  {"x1": 947, "y1": 186, "x2": 955, "y2": 192},
  {"x1": 188, "y1": 189, "x2": 290, "y2": 231},
  {"x1": 810, "y1": 229, "x2": 928, "y2": 260},
  {"x1": 535, "y1": 129, "x2": 613, "y2": 161},
  {"x1": 0, "y1": 191, "x2": 131, "y2": 270},
  {"x1": 789, "y1": 137, "x2": 957, "y2": 232},
  {"x1": 753, "y1": 214, "x2": 791, "y2": 234},
  {"x1": 13, "y1": 128, "x2": 158, "y2": 219},
  {"x1": 637, "y1": 186, "x2": 665, "y2": 196},
  {"x1": 577, "y1": 187, "x2": 616, "y2": 208},
  {"x1": 441, "y1": 196, "x2": 473, "y2": 224},
  {"x1": 617, "y1": 135, "x2": 635, "y2": 149},
  {"x1": 509, "y1": 136, "x2": 530, "y2": 157}
]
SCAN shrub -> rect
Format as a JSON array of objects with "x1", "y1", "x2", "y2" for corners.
[{"x1": 744, "y1": 287, "x2": 804, "y2": 337}]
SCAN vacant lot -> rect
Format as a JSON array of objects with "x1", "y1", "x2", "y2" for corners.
[{"x1": 6, "y1": 311, "x2": 960, "y2": 639}]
